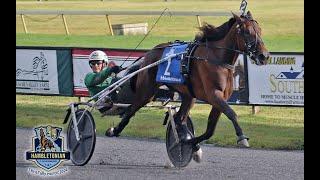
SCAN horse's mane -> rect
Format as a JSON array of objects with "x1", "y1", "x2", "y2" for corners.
[{"x1": 195, "y1": 17, "x2": 236, "y2": 42}]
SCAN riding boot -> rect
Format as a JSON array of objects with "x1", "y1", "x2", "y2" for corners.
[
  {"x1": 98, "y1": 104, "x2": 113, "y2": 114},
  {"x1": 96, "y1": 96, "x2": 113, "y2": 114}
]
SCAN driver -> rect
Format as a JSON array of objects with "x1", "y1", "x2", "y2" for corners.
[{"x1": 84, "y1": 50, "x2": 121, "y2": 113}]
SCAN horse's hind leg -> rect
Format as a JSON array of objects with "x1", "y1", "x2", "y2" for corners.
[
  {"x1": 105, "y1": 76, "x2": 159, "y2": 137},
  {"x1": 188, "y1": 107, "x2": 221, "y2": 146},
  {"x1": 176, "y1": 93, "x2": 210, "y2": 163},
  {"x1": 174, "y1": 93, "x2": 196, "y2": 140},
  {"x1": 105, "y1": 91, "x2": 157, "y2": 137}
]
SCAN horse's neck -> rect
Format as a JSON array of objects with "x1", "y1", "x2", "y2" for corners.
[{"x1": 213, "y1": 24, "x2": 239, "y2": 65}]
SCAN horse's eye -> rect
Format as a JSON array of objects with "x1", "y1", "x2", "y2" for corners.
[{"x1": 243, "y1": 29, "x2": 250, "y2": 36}]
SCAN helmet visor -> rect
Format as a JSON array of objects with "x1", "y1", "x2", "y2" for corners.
[{"x1": 89, "y1": 60, "x2": 104, "y2": 66}]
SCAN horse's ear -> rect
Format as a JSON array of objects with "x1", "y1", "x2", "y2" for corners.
[
  {"x1": 246, "y1": 11, "x2": 253, "y2": 20},
  {"x1": 231, "y1": 11, "x2": 243, "y2": 23}
]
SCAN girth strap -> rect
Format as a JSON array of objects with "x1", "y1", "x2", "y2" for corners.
[{"x1": 181, "y1": 42, "x2": 199, "y2": 98}]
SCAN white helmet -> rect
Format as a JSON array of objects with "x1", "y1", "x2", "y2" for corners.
[{"x1": 88, "y1": 50, "x2": 109, "y2": 64}]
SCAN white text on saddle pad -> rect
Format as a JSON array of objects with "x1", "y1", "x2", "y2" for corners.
[{"x1": 156, "y1": 43, "x2": 187, "y2": 84}]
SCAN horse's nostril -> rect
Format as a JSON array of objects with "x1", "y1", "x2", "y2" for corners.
[{"x1": 258, "y1": 54, "x2": 265, "y2": 61}]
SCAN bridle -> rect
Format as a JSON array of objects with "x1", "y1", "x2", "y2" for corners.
[
  {"x1": 198, "y1": 16, "x2": 262, "y2": 66},
  {"x1": 184, "y1": 17, "x2": 263, "y2": 71},
  {"x1": 236, "y1": 17, "x2": 262, "y2": 61}
]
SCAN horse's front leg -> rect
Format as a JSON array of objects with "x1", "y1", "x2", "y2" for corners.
[
  {"x1": 173, "y1": 93, "x2": 205, "y2": 163},
  {"x1": 105, "y1": 69, "x2": 159, "y2": 137},
  {"x1": 188, "y1": 90, "x2": 249, "y2": 147},
  {"x1": 211, "y1": 90, "x2": 249, "y2": 147}
]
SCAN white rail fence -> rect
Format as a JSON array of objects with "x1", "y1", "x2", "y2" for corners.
[{"x1": 16, "y1": 10, "x2": 231, "y2": 35}]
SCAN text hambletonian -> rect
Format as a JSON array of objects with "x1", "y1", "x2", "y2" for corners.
[
  {"x1": 30, "y1": 153, "x2": 66, "y2": 159},
  {"x1": 160, "y1": 76, "x2": 181, "y2": 82}
]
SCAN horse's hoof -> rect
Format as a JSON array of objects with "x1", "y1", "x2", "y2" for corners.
[
  {"x1": 164, "y1": 160, "x2": 174, "y2": 169},
  {"x1": 105, "y1": 127, "x2": 115, "y2": 137},
  {"x1": 237, "y1": 138, "x2": 250, "y2": 148},
  {"x1": 192, "y1": 147, "x2": 203, "y2": 163},
  {"x1": 237, "y1": 135, "x2": 250, "y2": 148}
]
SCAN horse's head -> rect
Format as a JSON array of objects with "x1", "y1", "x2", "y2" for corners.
[{"x1": 233, "y1": 11, "x2": 270, "y2": 65}]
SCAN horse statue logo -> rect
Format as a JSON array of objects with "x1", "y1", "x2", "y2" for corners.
[
  {"x1": 34, "y1": 126, "x2": 61, "y2": 152},
  {"x1": 26, "y1": 125, "x2": 70, "y2": 171},
  {"x1": 39, "y1": 128, "x2": 55, "y2": 152}
]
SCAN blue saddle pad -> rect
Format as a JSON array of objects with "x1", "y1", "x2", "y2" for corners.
[{"x1": 156, "y1": 43, "x2": 188, "y2": 84}]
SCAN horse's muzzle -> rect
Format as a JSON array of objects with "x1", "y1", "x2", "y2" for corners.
[{"x1": 257, "y1": 52, "x2": 270, "y2": 65}]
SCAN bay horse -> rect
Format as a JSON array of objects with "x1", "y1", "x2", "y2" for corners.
[{"x1": 106, "y1": 11, "x2": 269, "y2": 158}]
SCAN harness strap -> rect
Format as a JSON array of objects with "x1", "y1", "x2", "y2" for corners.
[
  {"x1": 182, "y1": 42, "x2": 199, "y2": 98},
  {"x1": 152, "y1": 40, "x2": 191, "y2": 50}
]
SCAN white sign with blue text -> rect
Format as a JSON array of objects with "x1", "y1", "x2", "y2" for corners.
[{"x1": 247, "y1": 53, "x2": 304, "y2": 106}]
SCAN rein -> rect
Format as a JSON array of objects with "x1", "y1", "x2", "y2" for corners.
[
  {"x1": 208, "y1": 44, "x2": 244, "y2": 54},
  {"x1": 186, "y1": 55, "x2": 236, "y2": 71}
]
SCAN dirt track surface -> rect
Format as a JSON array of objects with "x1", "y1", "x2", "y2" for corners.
[{"x1": 16, "y1": 128, "x2": 304, "y2": 180}]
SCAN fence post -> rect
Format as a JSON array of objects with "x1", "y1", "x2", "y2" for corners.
[
  {"x1": 21, "y1": 14, "x2": 28, "y2": 34},
  {"x1": 252, "y1": 105, "x2": 260, "y2": 114},
  {"x1": 78, "y1": 97, "x2": 85, "y2": 102},
  {"x1": 196, "y1": 15, "x2": 202, "y2": 27},
  {"x1": 106, "y1": 15, "x2": 114, "y2": 36},
  {"x1": 61, "y1": 14, "x2": 70, "y2": 35}
]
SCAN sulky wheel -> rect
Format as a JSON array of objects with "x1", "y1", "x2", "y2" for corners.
[
  {"x1": 67, "y1": 109, "x2": 96, "y2": 166},
  {"x1": 166, "y1": 116, "x2": 194, "y2": 168}
]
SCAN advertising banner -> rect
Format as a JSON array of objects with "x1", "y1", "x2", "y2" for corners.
[
  {"x1": 247, "y1": 53, "x2": 304, "y2": 106},
  {"x1": 16, "y1": 49, "x2": 60, "y2": 94}
]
